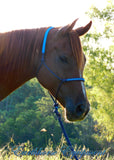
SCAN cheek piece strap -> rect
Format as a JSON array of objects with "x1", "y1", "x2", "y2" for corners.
[{"x1": 36, "y1": 27, "x2": 85, "y2": 101}]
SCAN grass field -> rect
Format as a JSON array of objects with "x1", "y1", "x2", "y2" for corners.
[
  {"x1": 0, "y1": 152, "x2": 113, "y2": 160},
  {"x1": 0, "y1": 141, "x2": 113, "y2": 160}
]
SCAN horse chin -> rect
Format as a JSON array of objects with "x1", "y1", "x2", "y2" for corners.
[
  {"x1": 64, "y1": 110, "x2": 82, "y2": 122},
  {"x1": 66, "y1": 111, "x2": 85, "y2": 122}
]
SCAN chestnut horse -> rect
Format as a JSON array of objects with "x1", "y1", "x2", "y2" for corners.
[{"x1": 0, "y1": 19, "x2": 92, "y2": 121}]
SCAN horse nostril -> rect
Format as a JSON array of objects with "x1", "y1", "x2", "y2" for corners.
[
  {"x1": 66, "y1": 102, "x2": 90, "y2": 121},
  {"x1": 76, "y1": 104, "x2": 85, "y2": 117}
]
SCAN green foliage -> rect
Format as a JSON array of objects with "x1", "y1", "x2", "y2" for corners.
[
  {"x1": 0, "y1": 79, "x2": 103, "y2": 151},
  {"x1": 83, "y1": 0, "x2": 114, "y2": 151},
  {"x1": 87, "y1": 1, "x2": 114, "y2": 21}
]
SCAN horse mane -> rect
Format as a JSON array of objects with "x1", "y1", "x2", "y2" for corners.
[
  {"x1": 0, "y1": 28, "x2": 47, "y2": 78},
  {"x1": 69, "y1": 30, "x2": 84, "y2": 70},
  {"x1": 0, "y1": 28, "x2": 49, "y2": 100}
]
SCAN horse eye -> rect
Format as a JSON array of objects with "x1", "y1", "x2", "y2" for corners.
[{"x1": 59, "y1": 56, "x2": 68, "y2": 64}]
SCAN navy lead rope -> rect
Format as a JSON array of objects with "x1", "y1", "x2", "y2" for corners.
[
  {"x1": 50, "y1": 94, "x2": 78, "y2": 160},
  {"x1": 37, "y1": 27, "x2": 86, "y2": 160}
]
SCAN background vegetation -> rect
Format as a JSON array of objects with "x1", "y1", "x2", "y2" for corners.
[{"x1": 0, "y1": 1, "x2": 113, "y2": 159}]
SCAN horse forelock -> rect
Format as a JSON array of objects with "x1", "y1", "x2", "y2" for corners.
[{"x1": 69, "y1": 31, "x2": 84, "y2": 71}]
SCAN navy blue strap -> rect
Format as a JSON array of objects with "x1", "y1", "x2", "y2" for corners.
[
  {"x1": 49, "y1": 93, "x2": 78, "y2": 160},
  {"x1": 54, "y1": 106, "x2": 78, "y2": 160}
]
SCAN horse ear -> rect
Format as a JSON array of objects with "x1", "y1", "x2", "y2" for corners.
[
  {"x1": 58, "y1": 19, "x2": 78, "y2": 36},
  {"x1": 76, "y1": 21, "x2": 92, "y2": 36}
]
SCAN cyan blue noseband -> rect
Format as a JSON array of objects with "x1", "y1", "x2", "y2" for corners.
[{"x1": 37, "y1": 27, "x2": 85, "y2": 99}]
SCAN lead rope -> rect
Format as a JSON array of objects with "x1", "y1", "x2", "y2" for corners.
[{"x1": 49, "y1": 93, "x2": 78, "y2": 160}]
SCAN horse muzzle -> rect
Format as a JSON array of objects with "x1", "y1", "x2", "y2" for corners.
[{"x1": 65, "y1": 101, "x2": 90, "y2": 121}]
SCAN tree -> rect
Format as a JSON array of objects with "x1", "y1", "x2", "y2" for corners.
[{"x1": 83, "y1": 0, "x2": 114, "y2": 148}]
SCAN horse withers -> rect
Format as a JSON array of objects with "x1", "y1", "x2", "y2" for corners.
[{"x1": 0, "y1": 19, "x2": 92, "y2": 121}]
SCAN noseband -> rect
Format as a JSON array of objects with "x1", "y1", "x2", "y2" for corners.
[{"x1": 37, "y1": 27, "x2": 85, "y2": 101}]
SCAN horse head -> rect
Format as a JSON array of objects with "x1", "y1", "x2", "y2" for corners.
[{"x1": 37, "y1": 19, "x2": 92, "y2": 122}]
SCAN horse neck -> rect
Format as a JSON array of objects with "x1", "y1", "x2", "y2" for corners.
[{"x1": 0, "y1": 28, "x2": 46, "y2": 101}]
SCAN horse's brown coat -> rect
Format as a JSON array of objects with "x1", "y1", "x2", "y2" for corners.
[{"x1": 0, "y1": 20, "x2": 92, "y2": 121}]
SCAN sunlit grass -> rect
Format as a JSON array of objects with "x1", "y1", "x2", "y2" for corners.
[{"x1": 0, "y1": 138, "x2": 113, "y2": 160}]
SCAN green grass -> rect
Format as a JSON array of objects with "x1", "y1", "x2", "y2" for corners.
[
  {"x1": 0, "y1": 139, "x2": 113, "y2": 160},
  {"x1": 0, "y1": 149, "x2": 113, "y2": 160},
  {"x1": 0, "y1": 150, "x2": 113, "y2": 160}
]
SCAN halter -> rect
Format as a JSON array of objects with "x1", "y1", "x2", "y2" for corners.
[
  {"x1": 37, "y1": 27, "x2": 85, "y2": 102},
  {"x1": 36, "y1": 27, "x2": 85, "y2": 160}
]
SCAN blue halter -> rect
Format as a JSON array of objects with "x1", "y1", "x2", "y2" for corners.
[
  {"x1": 37, "y1": 27, "x2": 85, "y2": 100},
  {"x1": 37, "y1": 27, "x2": 83, "y2": 160}
]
